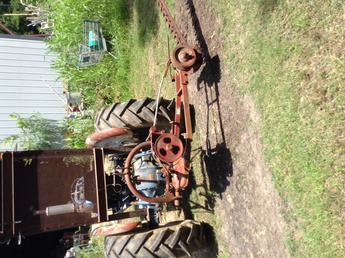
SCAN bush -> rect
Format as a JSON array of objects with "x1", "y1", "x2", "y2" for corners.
[{"x1": 1, "y1": 113, "x2": 65, "y2": 150}]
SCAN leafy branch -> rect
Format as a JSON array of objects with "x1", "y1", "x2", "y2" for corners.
[{"x1": 1, "y1": 112, "x2": 65, "y2": 150}]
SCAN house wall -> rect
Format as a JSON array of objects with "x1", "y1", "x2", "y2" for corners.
[{"x1": 0, "y1": 35, "x2": 66, "y2": 151}]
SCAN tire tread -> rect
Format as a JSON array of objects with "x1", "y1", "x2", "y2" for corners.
[
  {"x1": 104, "y1": 220, "x2": 206, "y2": 258},
  {"x1": 94, "y1": 98, "x2": 175, "y2": 132}
]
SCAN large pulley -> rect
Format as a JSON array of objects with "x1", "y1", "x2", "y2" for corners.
[
  {"x1": 171, "y1": 44, "x2": 202, "y2": 72},
  {"x1": 153, "y1": 133, "x2": 183, "y2": 163}
]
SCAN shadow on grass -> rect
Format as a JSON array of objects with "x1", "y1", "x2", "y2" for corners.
[
  {"x1": 181, "y1": 161, "x2": 215, "y2": 218},
  {"x1": 258, "y1": 0, "x2": 279, "y2": 16},
  {"x1": 186, "y1": 0, "x2": 233, "y2": 198},
  {"x1": 180, "y1": 1, "x2": 233, "y2": 256},
  {"x1": 133, "y1": 0, "x2": 159, "y2": 45},
  {"x1": 181, "y1": 160, "x2": 220, "y2": 255}
]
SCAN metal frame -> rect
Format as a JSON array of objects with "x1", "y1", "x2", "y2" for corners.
[
  {"x1": 123, "y1": 1, "x2": 202, "y2": 207},
  {"x1": 78, "y1": 20, "x2": 107, "y2": 69},
  {"x1": 0, "y1": 149, "x2": 147, "y2": 240},
  {"x1": 0, "y1": 0, "x2": 203, "y2": 242}
]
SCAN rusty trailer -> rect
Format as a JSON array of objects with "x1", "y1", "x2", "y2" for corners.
[{"x1": 0, "y1": 148, "x2": 148, "y2": 241}]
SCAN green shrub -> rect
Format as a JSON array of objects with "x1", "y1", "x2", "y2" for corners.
[{"x1": 1, "y1": 113, "x2": 65, "y2": 150}]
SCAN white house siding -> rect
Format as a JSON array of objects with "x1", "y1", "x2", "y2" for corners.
[{"x1": 0, "y1": 35, "x2": 65, "y2": 151}]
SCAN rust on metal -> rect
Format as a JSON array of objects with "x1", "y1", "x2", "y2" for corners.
[
  {"x1": 108, "y1": 209, "x2": 148, "y2": 222},
  {"x1": 86, "y1": 127, "x2": 135, "y2": 149},
  {"x1": 0, "y1": 152, "x2": 15, "y2": 236},
  {"x1": 92, "y1": 221, "x2": 141, "y2": 236},
  {"x1": 93, "y1": 148, "x2": 108, "y2": 222},
  {"x1": 0, "y1": 22, "x2": 14, "y2": 35},
  {"x1": 0, "y1": 148, "x2": 160, "y2": 240},
  {"x1": 153, "y1": 133, "x2": 183, "y2": 163},
  {"x1": 171, "y1": 44, "x2": 197, "y2": 71},
  {"x1": 156, "y1": 0, "x2": 187, "y2": 45},
  {"x1": 118, "y1": 1, "x2": 203, "y2": 204},
  {"x1": 1, "y1": 149, "x2": 101, "y2": 239},
  {"x1": 0, "y1": 0, "x2": 205, "y2": 244}
]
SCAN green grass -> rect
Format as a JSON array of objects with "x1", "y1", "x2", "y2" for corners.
[
  {"x1": 127, "y1": 0, "x2": 176, "y2": 99},
  {"x1": 47, "y1": 0, "x2": 175, "y2": 104},
  {"x1": 79, "y1": 236, "x2": 105, "y2": 258},
  {"x1": 48, "y1": 0, "x2": 344, "y2": 257},
  {"x1": 47, "y1": 0, "x2": 175, "y2": 148},
  {"x1": 213, "y1": 0, "x2": 345, "y2": 257},
  {"x1": 45, "y1": 0, "x2": 136, "y2": 148},
  {"x1": 187, "y1": 140, "x2": 231, "y2": 257},
  {"x1": 47, "y1": 0, "x2": 133, "y2": 107}
]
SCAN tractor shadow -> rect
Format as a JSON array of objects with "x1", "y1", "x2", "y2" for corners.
[
  {"x1": 133, "y1": 0, "x2": 159, "y2": 46},
  {"x1": 186, "y1": 0, "x2": 233, "y2": 201},
  {"x1": 180, "y1": 0, "x2": 233, "y2": 255},
  {"x1": 120, "y1": 0, "x2": 159, "y2": 46}
]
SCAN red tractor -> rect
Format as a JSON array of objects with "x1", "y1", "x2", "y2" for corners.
[{"x1": 1, "y1": 1, "x2": 207, "y2": 257}]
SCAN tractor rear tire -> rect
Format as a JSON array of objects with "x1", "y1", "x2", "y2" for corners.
[
  {"x1": 103, "y1": 220, "x2": 207, "y2": 258},
  {"x1": 94, "y1": 97, "x2": 175, "y2": 132}
]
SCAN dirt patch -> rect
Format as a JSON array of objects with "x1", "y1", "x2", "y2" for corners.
[{"x1": 173, "y1": 1, "x2": 289, "y2": 257}]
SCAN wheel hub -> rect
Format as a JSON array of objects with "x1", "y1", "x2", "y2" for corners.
[
  {"x1": 153, "y1": 133, "x2": 184, "y2": 163},
  {"x1": 171, "y1": 44, "x2": 197, "y2": 71}
]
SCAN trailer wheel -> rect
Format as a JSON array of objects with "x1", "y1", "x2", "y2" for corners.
[
  {"x1": 103, "y1": 220, "x2": 206, "y2": 258},
  {"x1": 94, "y1": 97, "x2": 175, "y2": 133}
]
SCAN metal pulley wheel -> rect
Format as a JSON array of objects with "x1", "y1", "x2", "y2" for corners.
[
  {"x1": 171, "y1": 44, "x2": 197, "y2": 71},
  {"x1": 153, "y1": 133, "x2": 184, "y2": 163}
]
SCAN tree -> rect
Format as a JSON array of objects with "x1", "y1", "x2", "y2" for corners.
[
  {"x1": 0, "y1": 0, "x2": 40, "y2": 34},
  {"x1": 1, "y1": 112, "x2": 65, "y2": 150}
]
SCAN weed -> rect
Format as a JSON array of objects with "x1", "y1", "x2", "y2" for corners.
[
  {"x1": 215, "y1": 0, "x2": 345, "y2": 256},
  {"x1": 0, "y1": 113, "x2": 65, "y2": 150}
]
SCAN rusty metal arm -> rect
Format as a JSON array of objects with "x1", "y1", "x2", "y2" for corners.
[{"x1": 156, "y1": 0, "x2": 187, "y2": 45}]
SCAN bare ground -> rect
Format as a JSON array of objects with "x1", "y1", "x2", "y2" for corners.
[{"x1": 173, "y1": 1, "x2": 290, "y2": 257}]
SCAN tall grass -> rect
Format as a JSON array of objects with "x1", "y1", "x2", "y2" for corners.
[
  {"x1": 127, "y1": 0, "x2": 176, "y2": 99},
  {"x1": 46, "y1": 0, "x2": 136, "y2": 147},
  {"x1": 47, "y1": 0, "x2": 344, "y2": 257},
  {"x1": 47, "y1": 0, "x2": 175, "y2": 147},
  {"x1": 47, "y1": 0, "x2": 133, "y2": 109},
  {"x1": 214, "y1": 0, "x2": 345, "y2": 256}
]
